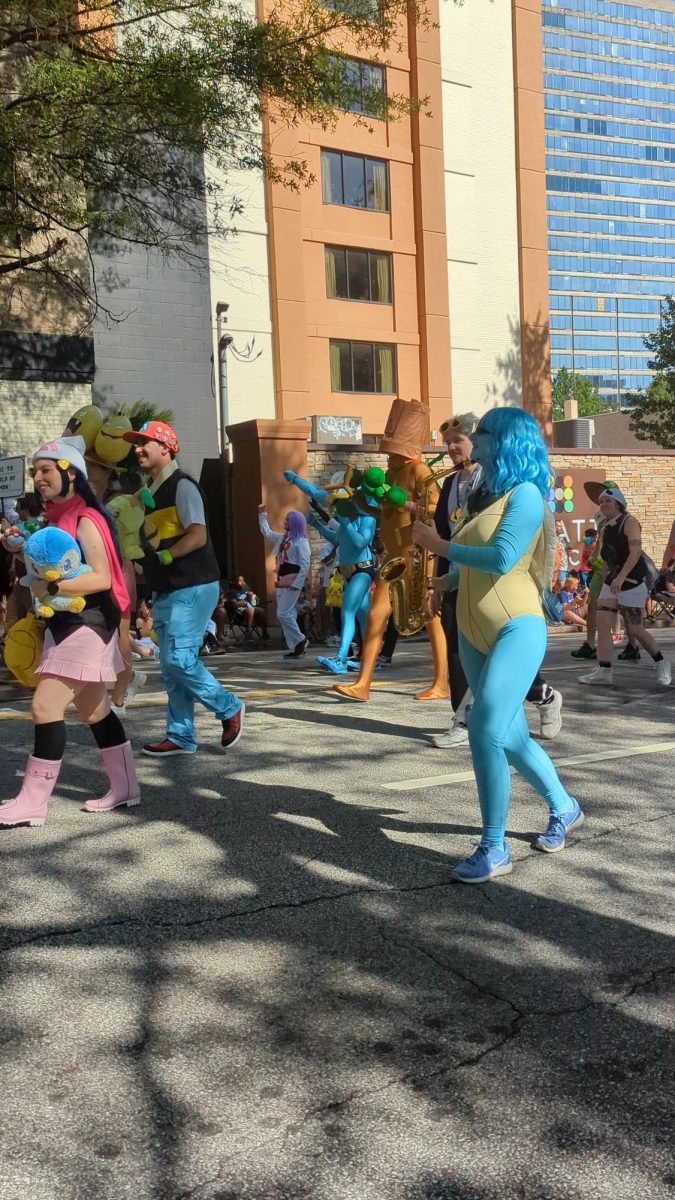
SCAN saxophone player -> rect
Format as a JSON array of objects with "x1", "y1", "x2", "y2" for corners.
[{"x1": 333, "y1": 398, "x2": 450, "y2": 704}]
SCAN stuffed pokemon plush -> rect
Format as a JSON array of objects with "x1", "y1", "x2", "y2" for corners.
[
  {"x1": 94, "y1": 415, "x2": 133, "y2": 465},
  {"x1": 106, "y1": 494, "x2": 159, "y2": 559},
  {"x1": 63, "y1": 405, "x2": 104, "y2": 451},
  {"x1": 2, "y1": 517, "x2": 44, "y2": 554},
  {"x1": 3, "y1": 613, "x2": 44, "y2": 687},
  {"x1": 22, "y1": 527, "x2": 92, "y2": 618}
]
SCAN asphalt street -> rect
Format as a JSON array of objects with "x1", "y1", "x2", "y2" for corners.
[{"x1": 0, "y1": 628, "x2": 673, "y2": 1200}]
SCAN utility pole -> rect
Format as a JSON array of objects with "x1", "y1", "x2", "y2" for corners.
[{"x1": 615, "y1": 297, "x2": 621, "y2": 408}]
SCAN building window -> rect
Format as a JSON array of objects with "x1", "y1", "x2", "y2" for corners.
[
  {"x1": 329, "y1": 340, "x2": 396, "y2": 393},
  {"x1": 321, "y1": 151, "x2": 389, "y2": 211},
  {"x1": 320, "y1": 0, "x2": 383, "y2": 21},
  {"x1": 328, "y1": 55, "x2": 385, "y2": 116},
  {"x1": 325, "y1": 246, "x2": 392, "y2": 304}
]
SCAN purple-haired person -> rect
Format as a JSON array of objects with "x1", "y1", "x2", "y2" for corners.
[{"x1": 258, "y1": 505, "x2": 312, "y2": 658}]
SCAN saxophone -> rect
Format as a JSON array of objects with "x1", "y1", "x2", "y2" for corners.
[{"x1": 379, "y1": 465, "x2": 455, "y2": 636}]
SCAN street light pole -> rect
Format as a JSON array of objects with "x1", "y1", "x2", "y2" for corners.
[{"x1": 216, "y1": 301, "x2": 232, "y2": 459}]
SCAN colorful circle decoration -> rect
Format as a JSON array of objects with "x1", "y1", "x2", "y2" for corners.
[{"x1": 551, "y1": 473, "x2": 575, "y2": 514}]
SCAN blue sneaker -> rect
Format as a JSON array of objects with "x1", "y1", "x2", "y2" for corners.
[
  {"x1": 451, "y1": 841, "x2": 513, "y2": 884},
  {"x1": 316, "y1": 655, "x2": 348, "y2": 675},
  {"x1": 534, "y1": 800, "x2": 584, "y2": 853}
]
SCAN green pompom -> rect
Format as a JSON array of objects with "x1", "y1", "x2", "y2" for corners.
[
  {"x1": 363, "y1": 466, "x2": 385, "y2": 490},
  {"x1": 386, "y1": 487, "x2": 407, "y2": 508},
  {"x1": 139, "y1": 487, "x2": 155, "y2": 510}
]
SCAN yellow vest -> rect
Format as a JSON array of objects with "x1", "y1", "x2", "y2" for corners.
[{"x1": 453, "y1": 491, "x2": 545, "y2": 652}]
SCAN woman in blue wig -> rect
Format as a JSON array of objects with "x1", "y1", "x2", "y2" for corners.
[{"x1": 414, "y1": 407, "x2": 583, "y2": 883}]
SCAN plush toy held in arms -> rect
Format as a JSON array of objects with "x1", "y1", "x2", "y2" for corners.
[{"x1": 21, "y1": 527, "x2": 93, "y2": 618}]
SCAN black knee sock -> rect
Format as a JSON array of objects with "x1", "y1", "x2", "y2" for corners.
[
  {"x1": 90, "y1": 711, "x2": 126, "y2": 750},
  {"x1": 34, "y1": 720, "x2": 66, "y2": 760},
  {"x1": 652, "y1": 651, "x2": 664, "y2": 662}
]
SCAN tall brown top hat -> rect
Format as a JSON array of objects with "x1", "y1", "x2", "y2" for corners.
[{"x1": 379, "y1": 398, "x2": 428, "y2": 459}]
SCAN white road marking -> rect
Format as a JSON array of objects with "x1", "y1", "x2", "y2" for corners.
[{"x1": 382, "y1": 740, "x2": 675, "y2": 792}]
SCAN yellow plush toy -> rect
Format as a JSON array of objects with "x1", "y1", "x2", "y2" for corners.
[
  {"x1": 63, "y1": 404, "x2": 104, "y2": 451},
  {"x1": 4, "y1": 614, "x2": 44, "y2": 688},
  {"x1": 94, "y1": 415, "x2": 133, "y2": 465}
]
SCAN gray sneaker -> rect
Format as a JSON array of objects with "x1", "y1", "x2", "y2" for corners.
[
  {"x1": 432, "y1": 723, "x2": 469, "y2": 749},
  {"x1": 539, "y1": 690, "x2": 563, "y2": 739}
]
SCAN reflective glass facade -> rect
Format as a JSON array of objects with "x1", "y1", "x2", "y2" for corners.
[{"x1": 543, "y1": 0, "x2": 675, "y2": 404}]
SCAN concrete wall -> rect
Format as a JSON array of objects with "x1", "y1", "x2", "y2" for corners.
[
  {"x1": 89, "y1": 236, "x2": 217, "y2": 479},
  {"x1": 0, "y1": 380, "x2": 92, "y2": 468},
  {"x1": 440, "y1": 0, "x2": 523, "y2": 416}
]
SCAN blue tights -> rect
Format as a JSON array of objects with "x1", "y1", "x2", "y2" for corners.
[{"x1": 459, "y1": 617, "x2": 574, "y2": 848}]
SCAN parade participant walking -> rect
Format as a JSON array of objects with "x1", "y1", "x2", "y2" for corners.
[
  {"x1": 414, "y1": 408, "x2": 582, "y2": 883},
  {"x1": 0, "y1": 436, "x2": 139, "y2": 826},
  {"x1": 258, "y1": 505, "x2": 311, "y2": 658},
  {"x1": 123, "y1": 421, "x2": 244, "y2": 755},
  {"x1": 579, "y1": 485, "x2": 671, "y2": 688},
  {"x1": 431, "y1": 414, "x2": 481, "y2": 747}
]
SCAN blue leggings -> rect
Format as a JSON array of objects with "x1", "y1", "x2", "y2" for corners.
[{"x1": 459, "y1": 617, "x2": 574, "y2": 848}]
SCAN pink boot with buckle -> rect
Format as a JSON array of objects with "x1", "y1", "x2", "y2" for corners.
[
  {"x1": 83, "y1": 742, "x2": 141, "y2": 813},
  {"x1": 0, "y1": 756, "x2": 62, "y2": 827}
]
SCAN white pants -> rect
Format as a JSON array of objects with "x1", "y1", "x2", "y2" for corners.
[{"x1": 276, "y1": 588, "x2": 303, "y2": 650}]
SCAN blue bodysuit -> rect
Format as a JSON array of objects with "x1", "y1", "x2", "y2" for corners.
[{"x1": 447, "y1": 483, "x2": 575, "y2": 847}]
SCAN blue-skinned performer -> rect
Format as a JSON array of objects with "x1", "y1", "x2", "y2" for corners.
[
  {"x1": 414, "y1": 407, "x2": 584, "y2": 884},
  {"x1": 283, "y1": 468, "x2": 378, "y2": 674}
]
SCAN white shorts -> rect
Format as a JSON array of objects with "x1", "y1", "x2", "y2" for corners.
[{"x1": 599, "y1": 582, "x2": 648, "y2": 607}]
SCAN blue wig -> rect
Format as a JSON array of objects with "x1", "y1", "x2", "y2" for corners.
[{"x1": 478, "y1": 408, "x2": 551, "y2": 497}]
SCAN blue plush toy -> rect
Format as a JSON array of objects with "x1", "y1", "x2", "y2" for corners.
[{"x1": 21, "y1": 527, "x2": 92, "y2": 618}]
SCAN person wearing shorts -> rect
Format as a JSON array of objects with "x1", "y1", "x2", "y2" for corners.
[{"x1": 579, "y1": 486, "x2": 671, "y2": 688}]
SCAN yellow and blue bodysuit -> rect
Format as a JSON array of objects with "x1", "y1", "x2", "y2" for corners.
[{"x1": 447, "y1": 481, "x2": 578, "y2": 862}]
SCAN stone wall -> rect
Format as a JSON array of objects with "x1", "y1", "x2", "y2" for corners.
[
  {"x1": 304, "y1": 443, "x2": 675, "y2": 563},
  {"x1": 550, "y1": 451, "x2": 675, "y2": 562}
]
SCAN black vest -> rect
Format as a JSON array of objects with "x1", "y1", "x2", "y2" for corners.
[
  {"x1": 601, "y1": 513, "x2": 646, "y2": 587},
  {"x1": 142, "y1": 468, "x2": 220, "y2": 594}
]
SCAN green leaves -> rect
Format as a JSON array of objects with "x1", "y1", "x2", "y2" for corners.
[
  {"x1": 625, "y1": 297, "x2": 675, "y2": 449},
  {"x1": 1, "y1": 0, "x2": 428, "y2": 322}
]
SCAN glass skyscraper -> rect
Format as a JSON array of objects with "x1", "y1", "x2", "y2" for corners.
[{"x1": 543, "y1": 0, "x2": 675, "y2": 406}]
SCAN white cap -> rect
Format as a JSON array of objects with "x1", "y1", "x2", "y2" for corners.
[
  {"x1": 599, "y1": 485, "x2": 627, "y2": 508},
  {"x1": 32, "y1": 436, "x2": 88, "y2": 480}
]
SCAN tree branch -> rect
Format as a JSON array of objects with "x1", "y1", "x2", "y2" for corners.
[{"x1": 0, "y1": 238, "x2": 67, "y2": 275}]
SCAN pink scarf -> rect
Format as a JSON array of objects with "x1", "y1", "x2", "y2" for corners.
[{"x1": 45, "y1": 495, "x2": 130, "y2": 614}]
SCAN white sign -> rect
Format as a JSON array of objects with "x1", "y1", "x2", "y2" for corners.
[
  {"x1": 0, "y1": 456, "x2": 25, "y2": 500},
  {"x1": 311, "y1": 415, "x2": 363, "y2": 445}
]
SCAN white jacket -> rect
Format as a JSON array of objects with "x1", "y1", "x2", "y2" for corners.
[{"x1": 259, "y1": 513, "x2": 311, "y2": 591}]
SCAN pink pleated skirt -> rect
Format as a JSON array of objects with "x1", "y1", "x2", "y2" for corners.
[{"x1": 36, "y1": 627, "x2": 124, "y2": 684}]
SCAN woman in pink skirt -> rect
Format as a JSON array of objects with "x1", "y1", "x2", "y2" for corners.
[{"x1": 0, "y1": 436, "x2": 140, "y2": 827}]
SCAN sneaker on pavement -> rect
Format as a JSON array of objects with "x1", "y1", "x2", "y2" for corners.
[
  {"x1": 222, "y1": 702, "x2": 245, "y2": 749},
  {"x1": 571, "y1": 642, "x2": 596, "y2": 660},
  {"x1": 612, "y1": 633, "x2": 623, "y2": 644},
  {"x1": 539, "y1": 689, "x2": 563, "y2": 740},
  {"x1": 284, "y1": 638, "x2": 307, "y2": 659},
  {"x1": 142, "y1": 739, "x2": 196, "y2": 757},
  {"x1": 376, "y1": 655, "x2": 392, "y2": 667},
  {"x1": 617, "y1": 644, "x2": 640, "y2": 661},
  {"x1": 452, "y1": 841, "x2": 513, "y2": 884},
  {"x1": 534, "y1": 799, "x2": 584, "y2": 853},
  {"x1": 124, "y1": 670, "x2": 148, "y2": 706},
  {"x1": 432, "y1": 723, "x2": 469, "y2": 749},
  {"x1": 579, "y1": 665, "x2": 613, "y2": 686},
  {"x1": 656, "y1": 658, "x2": 672, "y2": 687}
]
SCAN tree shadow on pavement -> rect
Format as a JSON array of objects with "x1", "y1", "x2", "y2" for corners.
[{"x1": 0, "y1": 755, "x2": 673, "y2": 1200}]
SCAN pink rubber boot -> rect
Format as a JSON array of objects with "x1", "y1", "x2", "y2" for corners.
[
  {"x1": 0, "y1": 756, "x2": 62, "y2": 827},
  {"x1": 83, "y1": 742, "x2": 141, "y2": 813}
]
